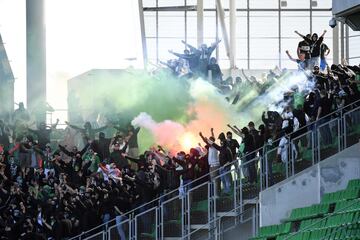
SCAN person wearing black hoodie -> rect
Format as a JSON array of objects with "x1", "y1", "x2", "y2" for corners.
[
  {"x1": 241, "y1": 127, "x2": 257, "y2": 184},
  {"x1": 58, "y1": 143, "x2": 90, "y2": 179},
  {"x1": 109, "y1": 142, "x2": 129, "y2": 170},
  {"x1": 91, "y1": 132, "x2": 111, "y2": 161}
]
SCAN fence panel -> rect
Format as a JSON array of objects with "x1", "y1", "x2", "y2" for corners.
[
  {"x1": 187, "y1": 181, "x2": 211, "y2": 237},
  {"x1": 135, "y1": 207, "x2": 158, "y2": 240},
  {"x1": 344, "y1": 106, "x2": 360, "y2": 148},
  {"x1": 317, "y1": 118, "x2": 340, "y2": 161},
  {"x1": 161, "y1": 196, "x2": 184, "y2": 239},
  {"x1": 291, "y1": 130, "x2": 314, "y2": 175},
  {"x1": 108, "y1": 218, "x2": 131, "y2": 240}
]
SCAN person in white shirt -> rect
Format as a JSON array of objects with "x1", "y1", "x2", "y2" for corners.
[
  {"x1": 199, "y1": 129, "x2": 221, "y2": 196},
  {"x1": 282, "y1": 107, "x2": 300, "y2": 133},
  {"x1": 277, "y1": 121, "x2": 298, "y2": 165},
  {"x1": 97, "y1": 163, "x2": 122, "y2": 183}
]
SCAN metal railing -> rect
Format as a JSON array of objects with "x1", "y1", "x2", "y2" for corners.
[{"x1": 69, "y1": 98, "x2": 360, "y2": 240}]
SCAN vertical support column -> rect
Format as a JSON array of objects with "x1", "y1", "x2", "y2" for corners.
[
  {"x1": 229, "y1": 0, "x2": 236, "y2": 70},
  {"x1": 156, "y1": 0, "x2": 159, "y2": 63},
  {"x1": 0, "y1": 35, "x2": 15, "y2": 121},
  {"x1": 332, "y1": 24, "x2": 339, "y2": 65},
  {"x1": 278, "y1": 0, "x2": 281, "y2": 68},
  {"x1": 185, "y1": 0, "x2": 188, "y2": 46},
  {"x1": 247, "y1": 0, "x2": 250, "y2": 69},
  {"x1": 26, "y1": 0, "x2": 46, "y2": 123},
  {"x1": 138, "y1": 0, "x2": 148, "y2": 68},
  {"x1": 340, "y1": 22, "x2": 345, "y2": 62},
  {"x1": 345, "y1": 25, "x2": 349, "y2": 62},
  {"x1": 215, "y1": 2, "x2": 219, "y2": 60},
  {"x1": 197, "y1": 0, "x2": 204, "y2": 47},
  {"x1": 309, "y1": 0, "x2": 313, "y2": 34},
  {"x1": 216, "y1": 0, "x2": 230, "y2": 59}
]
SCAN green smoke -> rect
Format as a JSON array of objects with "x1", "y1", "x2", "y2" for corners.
[
  {"x1": 71, "y1": 69, "x2": 194, "y2": 150},
  {"x1": 74, "y1": 70, "x2": 190, "y2": 121},
  {"x1": 70, "y1": 68, "x2": 306, "y2": 152}
]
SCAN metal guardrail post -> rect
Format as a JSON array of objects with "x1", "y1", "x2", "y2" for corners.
[
  {"x1": 255, "y1": 199, "x2": 260, "y2": 236},
  {"x1": 155, "y1": 207, "x2": 159, "y2": 240},
  {"x1": 105, "y1": 222, "x2": 108, "y2": 240},
  {"x1": 317, "y1": 125, "x2": 321, "y2": 163},
  {"x1": 208, "y1": 181, "x2": 213, "y2": 240},
  {"x1": 265, "y1": 150, "x2": 269, "y2": 189},
  {"x1": 234, "y1": 168, "x2": 239, "y2": 227},
  {"x1": 181, "y1": 194, "x2": 186, "y2": 238},
  {"x1": 311, "y1": 130, "x2": 315, "y2": 166},
  {"x1": 337, "y1": 118, "x2": 341, "y2": 153},
  {"x1": 259, "y1": 149, "x2": 263, "y2": 192},
  {"x1": 187, "y1": 189, "x2": 190, "y2": 240},
  {"x1": 134, "y1": 213, "x2": 137, "y2": 240},
  {"x1": 160, "y1": 201, "x2": 163, "y2": 240},
  {"x1": 239, "y1": 164, "x2": 244, "y2": 223},
  {"x1": 343, "y1": 111, "x2": 347, "y2": 149},
  {"x1": 291, "y1": 140, "x2": 295, "y2": 177},
  {"x1": 252, "y1": 207, "x2": 256, "y2": 237},
  {"x1": 285, "y1": 147, "x2": 289, "y2": 179}
]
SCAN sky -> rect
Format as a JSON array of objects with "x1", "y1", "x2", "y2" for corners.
[{"x1": 0, "y1": 0, "x2": 142, "y2": 110}]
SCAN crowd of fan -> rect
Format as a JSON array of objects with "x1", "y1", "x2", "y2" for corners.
[
  {"x1": 161, "y1": 39, "x2": 223, "y2": 84},
  {"x1": 0, "y1": 32, "x2": 360, "y2": 240}
]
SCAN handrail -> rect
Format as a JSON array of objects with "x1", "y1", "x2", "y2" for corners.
[
  {"x1": 294, "y1": 98, "x2": 360, "y2": 134},
  {"x1": 181, "y1": 202, "x2": 258, "y2": 239},
  {"x1": 69, "y1": 97, "x2": 360, "y2": 240},
  {"x1": 69, "y1": 143, "x2": 270, "y2": 239}
]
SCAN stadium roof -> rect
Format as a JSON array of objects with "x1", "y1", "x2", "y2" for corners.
[{"x1": 0, "y1": 33, "x2": 15, "y2": 83}]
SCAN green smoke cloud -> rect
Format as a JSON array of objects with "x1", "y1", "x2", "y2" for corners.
[{"x1": 69, "y1": 68, "x2": 307, "y2": 152}]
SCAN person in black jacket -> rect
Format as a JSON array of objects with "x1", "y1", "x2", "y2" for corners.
[
  {"x1": 28, "y1": 120, "x2": 59, "y2": 150},
  {"x1": 241, "y1": 127, "x2": 257, "y2": 184},
  {"x1": 91, "y1": 132, "x2": 111, "y2": 161},
  {"x1": 0, "y1": 120, "x2": 11, "y2": 151},
  {"x1": 65, "y1": 121, "x2": 108, "y2": 143},
  {"x1": 227, "y1": 125, "x2": 257, "y2": 184},
  {"x1": 58, "y1": 143, "x2": 89, "y2": 179},
  {"x1": 110, "y1": 142, "x2": 129, "y2": 170},
  {"x1": 293, "y1": 105, "x2": 309, "y2": 149}
]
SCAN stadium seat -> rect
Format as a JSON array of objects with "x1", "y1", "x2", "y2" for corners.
[
  {"x1": 288, "y1": 203, "x2": 330, "y2": 221},
  {"x1": 253, "y1": 178, "x2": 360, "y2": 240},
  {"x1": 335, "y1": 199, "x2": 360, "y2": 213},
  {"x1": 321, "y1": 189, "x2": 360, "y2": 204},
  {"x1": 251, "y1": 222, "x2": 292, "y2": 238},
  {"x1": 299, "y1": 218, "x2": 324, "y2": 231},
  {"x1": 347, "y1": 179, "x2": 360, "y2": 191}
]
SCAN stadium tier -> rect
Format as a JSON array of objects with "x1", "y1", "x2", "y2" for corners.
[{"x1": 251, "y1": 179, "x2": 360, "y2": 240}]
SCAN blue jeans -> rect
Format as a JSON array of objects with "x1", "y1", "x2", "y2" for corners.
[
  {"x1": 103, "y1": 213, "x2": 111, "y2": 224},
  {"x1": 219, "y1": 165, "x2": 231, "y2": 193},
  {"x1": 182, "y1": 179, "x2": 192, "y2": 192},
  {"x1": 320, "y1": 58, "x2": 327, "y2": 71},
  {"x1": 309, "y1": 57, "x2": 320, "y2": 70},
  {"x1": 116, "y1": 215, "x2": 128, "y2": 240}
]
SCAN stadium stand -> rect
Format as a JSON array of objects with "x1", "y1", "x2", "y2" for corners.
[{"x1": 250, "y1": 178, "x2": 360, "y2": 240}]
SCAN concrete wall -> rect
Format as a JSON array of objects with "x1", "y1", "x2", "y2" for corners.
[{"x1": 260, "y1": 142, "x2": 360, "y2": 227}]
